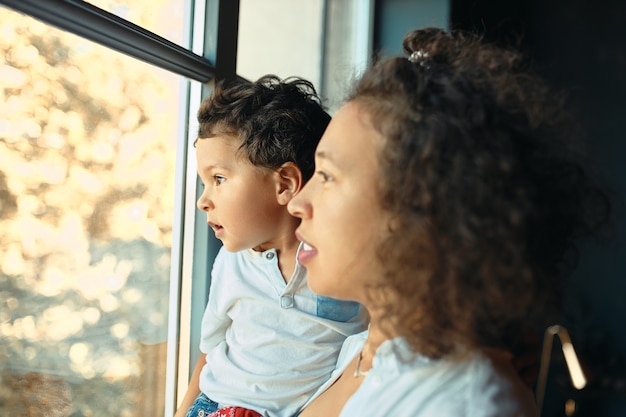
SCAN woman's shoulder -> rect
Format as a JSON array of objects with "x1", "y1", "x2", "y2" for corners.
[
  {"x1": 432, "y1": 351, "x2": 538, "y2": 416},
  {"x1": 342, "y1": 347, "x2": 538, "y2": 417},
  {"x1": 464, "y1": 351, "x2": 539, "y2": 417}
]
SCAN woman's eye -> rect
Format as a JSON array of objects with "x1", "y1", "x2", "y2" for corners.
[
  {"x1": 316, "y1": 171, "x2": 332, "y2": 183},
  {"x1": 214, "y1": 175, "x2": 226, "y2": 185}
]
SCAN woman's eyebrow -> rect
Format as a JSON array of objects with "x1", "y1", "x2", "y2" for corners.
[
  {"x1": 315, "y1": 150, "x2": 336, "y2": 165},
  {"x1": 316, "y1": 148, "x2": 354, "y2": 172}
]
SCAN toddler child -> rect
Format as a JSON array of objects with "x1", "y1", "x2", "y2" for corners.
[{"x1": 174, "y1": 75, "x2": 368, "y2": 417}]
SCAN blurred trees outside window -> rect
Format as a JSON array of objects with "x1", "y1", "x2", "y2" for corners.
[{"x1": 0, "y1": 1, "x2": 184, "y2": 415}]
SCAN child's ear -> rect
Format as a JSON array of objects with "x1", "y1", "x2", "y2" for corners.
[{"x1": 275, "y1": 162, "x2": 303, "y2": 205}]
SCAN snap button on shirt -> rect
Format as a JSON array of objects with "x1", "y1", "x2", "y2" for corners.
[
  {"x1": 266, "y1": 252, "x2": 275, "y2": 260},
  {"x1": 280, "y1": 294, "x2": 294, "y2": 308}
]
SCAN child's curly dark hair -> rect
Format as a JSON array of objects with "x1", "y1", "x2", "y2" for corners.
[
  {"x1": 351, "y1": 28, "x2": 611, "y2": 358},
  {"x1": 197, "y1": 75, "x2": 330, "y2": 181}
]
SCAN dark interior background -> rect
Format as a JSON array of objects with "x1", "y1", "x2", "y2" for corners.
[{"x1": 376, "y1": 1, "x2": 626, "y2": 415}]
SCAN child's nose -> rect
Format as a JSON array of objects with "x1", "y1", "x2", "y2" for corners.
[{"x1": 196, "y1": 190, "x2": 213, "y2": 212}]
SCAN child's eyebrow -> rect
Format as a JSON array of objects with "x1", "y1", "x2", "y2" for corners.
[{"x1": 202, "y1": 163, "x2": 230, "y2": 171}]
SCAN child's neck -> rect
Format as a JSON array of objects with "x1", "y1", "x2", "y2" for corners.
[
  {"x1": 276, "y1": 240, "x2": 299, "y2": 283},
  {"x1": 253, "y1": 232, "x2": 300, "y2": 283}
]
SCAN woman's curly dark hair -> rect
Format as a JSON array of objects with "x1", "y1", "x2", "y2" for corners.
[
  {"x1": 197, "y1": 75, "x2": 330, "y2": 181},
  {"x1": 351, "y1": 28, "x2": 611, "y2": 357}
]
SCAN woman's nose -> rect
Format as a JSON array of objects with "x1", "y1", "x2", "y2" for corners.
[{"x1": 288, "y1": 187, "x2": 311, "y2": 219}]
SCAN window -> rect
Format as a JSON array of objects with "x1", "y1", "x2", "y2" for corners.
[
  {"x1": 0, "y1": 1, "x2": 375, "y2": 416},
  {"x1": 0, "y1": 3, "x2": 186, "y2": 415},
  {"x1": 84, "y1": 0, "x2": 186, "y2": 47}
]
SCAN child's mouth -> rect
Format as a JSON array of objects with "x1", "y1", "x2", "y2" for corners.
[{"x1": 208, "y1": 222, "x2": 224, "y2": 235}]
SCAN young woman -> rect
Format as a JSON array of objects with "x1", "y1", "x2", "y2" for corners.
[{"x1": 288, "y1": 28, "x2": 610, "y2": 417}]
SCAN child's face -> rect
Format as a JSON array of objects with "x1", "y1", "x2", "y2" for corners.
[
  {"x1": 287, "y1": 101, "x2": 392, "y2": 303},
  {"x1": 196, "y1": 135, "x2": 285, "y2": 252}
]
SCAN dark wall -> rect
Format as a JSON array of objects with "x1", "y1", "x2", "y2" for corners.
[
  {"x1": 373, "y1": 0, "x2": 626, "y2": 415},
  {"x1": 450, "y1": 1, "x2": 626, "y2": 416},
  {"x1": 373, "y1": 0, "x2": 449, "y2": 56}
]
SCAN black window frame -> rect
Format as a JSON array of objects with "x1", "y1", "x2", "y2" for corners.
[{"x1": 0, "y1": 0, "x2": 239, "y2": 83}]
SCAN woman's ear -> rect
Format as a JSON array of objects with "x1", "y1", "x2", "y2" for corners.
[{"x1": 275, "y1": 162, "x2": 303, "y2": 205}]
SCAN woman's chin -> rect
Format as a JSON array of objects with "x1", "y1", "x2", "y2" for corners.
[
  {"x1": 307, "y1": 281, "x2": 347, "y2": 300},
  {"x1": 306, "y1": 280, "x2": 333, "y2": 298}
]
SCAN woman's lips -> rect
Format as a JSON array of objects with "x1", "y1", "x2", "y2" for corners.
[{"x1": 297, "y1": 240, "x2": 318, "y2": 265}]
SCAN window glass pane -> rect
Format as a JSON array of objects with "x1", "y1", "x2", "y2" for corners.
[
  {"x1": 85, "y1": 0, "x2": 185, "y2": 47},
  {"x1": 0, "y1": 6, "x2": 183, "y2": 416}
]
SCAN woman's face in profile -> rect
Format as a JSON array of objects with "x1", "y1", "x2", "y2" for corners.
[{"x1": 288, "y1": 101, "x2": 391, "y2": 304}]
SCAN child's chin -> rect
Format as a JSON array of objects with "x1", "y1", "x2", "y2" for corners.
[
  {"x1": 221, "y1": 241, "x2": 244, "y2": 253},
  {"x1": 221, "y1": 243, "x2": 237, "y2": 252}
]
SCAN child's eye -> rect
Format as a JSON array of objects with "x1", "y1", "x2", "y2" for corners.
[
  {"x1": 316, "y1": 171, "x2": 333, "y2": 183},
  {"x1": 214, "y1": 175, "x2": 226, "y2": 185}
]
